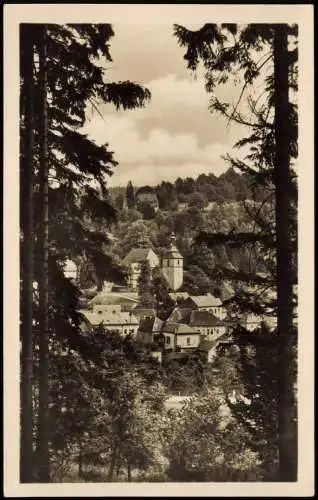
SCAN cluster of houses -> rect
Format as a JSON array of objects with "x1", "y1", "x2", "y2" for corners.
[
  {"x1": 79, "y1": 290, "x2": 232, "y2": 364},
  {"x1": 65, "y1": 233, "x2": 277, "y2": 365}
]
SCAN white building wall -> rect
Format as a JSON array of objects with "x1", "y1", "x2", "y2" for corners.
[
  {"x1": 176, "y1": 333, "x2": 201, "y2": 349},
  {"x1": 103, "y1": 323, "x2": 138, "y2": 337},
  {"x1": 198, "y1": 306, "x2": 227, "y2": 320},
  {"x1": 162, "y1": 258, "x2": 183, "y2": 291},
  {"x1": 163, "y1": 332, "x2": 175, "y2": 349},
  {"x1": 194, "y1": 325, "x2": 227, "y2": 340}
]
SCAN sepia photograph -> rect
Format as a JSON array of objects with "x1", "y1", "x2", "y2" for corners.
[{"x1": 3, "y1": 4, "x2": 314, "y2": 497}]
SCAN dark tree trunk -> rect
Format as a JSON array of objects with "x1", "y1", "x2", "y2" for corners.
[
  {"x1": 37, "y1": 24, "x2": 50, "y2": 483},
  {"x1": 273, "y1": 24, "x2": 297, "y2": 481},
  {"x1": 78, "y1": 441, "x2": 83, "y2": 478},
  {"x1": 107, "y1": 445, "x2": 117, "y2": 481},
  {"x1": 20, "y1": 24, "x2": 35, "y2": 483},
  {"x1": 127, "y1": 461, "x2": 131, "y2": 482}
]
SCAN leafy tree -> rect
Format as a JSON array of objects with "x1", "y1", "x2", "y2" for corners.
[
  {"x1": 156, "y1": 181, "x2": 178, "y2": 210},
  {"x1": 104, "y1": 370, "x2": 167, "y2": 481},
  {"x1": 172, "y1": 211, "x2": 189, "y2": 235},
  {"x1": 181, "y1": 265, "x2": 212, "y2": 296},
  {"x1": 138, "y1": 260, "x2": 155, "y2": 308},
  {"x1": 185, "y1": 206, "x2": 205, "y2": 232},
  {"x1": 113, "y1": 220, "x2": 154, "y2": 258},
  {"x1": 114, "y1": 193, "x2": 124, "y2": 211},
  {"x1": 166, "y1": 390, "x2": 262, "y2": 481},
  {"x1": 138, "y1": 201, "x2": 156, "y2": 220},
  {"x1": 188, "y1": 191, "x2": 208, "y2": 210},
  {"x1": 151, "y1": 266, "x2": 174, "y2": 319}
]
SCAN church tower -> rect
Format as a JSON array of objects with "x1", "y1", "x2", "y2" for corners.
[{"x1": 161, "y1": 233, "x2": 183, "y2": 291}]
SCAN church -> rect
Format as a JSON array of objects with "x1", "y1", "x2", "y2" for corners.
[{"x1": 123, "y1": 233, "x2": 183, "y2": 292}]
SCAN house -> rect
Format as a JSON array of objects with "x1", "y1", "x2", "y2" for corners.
[
  {"x1": 182, "y1": 294, "x2": 227, "y2": 320},
  {"x1": 135, "y1": 187, "x2": 159, "y2": 211},
  {"x1": 166, "y1": 307, "x2": 192, "y2": 324},
  {"x1": 80, "y1": 305, "x2": 140, "y2": 337},
  {"x1": 122, "y1": 248, "x2": 160, "y2": 290},
  {"x1": 188, "y1": 310, "x2": 227, "y2": 341},
  {"x1": 89, "y1": 290, "x2": 139, "y2": 311},
  {"x1": 161, "y1": 322, "x2": 201, "y2": 352},
  {"x1": 137, "y1": 316, "x2": 164, "y2": 344},
  {"x1": 63, "y1": 259, "x2": 78, "y2": 281},
  {"x1": 239, "y1": 313, "x2": 277, "y2": 332},
  {"x1": 169, "y1": 291, "x2": 190, "y2": 303},
  {"x1": 197, "y1": 334, "x2": 232, "y2": 364},
  {"x1": 133, "y1": 307, "x2": 156, "y2": 321}
]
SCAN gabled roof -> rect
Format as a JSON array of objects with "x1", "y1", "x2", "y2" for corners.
[
  {"x1": 135, "y1": 191, "x2": 159, "y2": 202},
  {"x1": 167, "y1": 307, "x2": 192, "y2": 324},
  {"x1": 89, "y1": 292, "x2": 138, "y2": 308},
  {"x1": 162, "y1": 246, "x2": 183, "y2": 260},
  {"x1": 190, "y1": 294, "x2": 222, "y2": 308},
  {"x1": 219, "y1": 281, "x2": 235, "y2": 301},
  {"x1": 189, "y1": 310, "x2": 226, "y2": 327},
  {"x1": 139, "y1": 316, "x2": 163, "y2": 333},
  {"x1": 80, "y1": 309, "x2": 139, "y2": 326},
  {"x1": 198, "y1": 339, "x2": 218, "y2": 352},
  {"x1": 169, "y1": 291, "x2": 189, "y2": 302},
  {"x1": 133, "y1": 308, "x2": 156, "y2": 319},
  {"x1": 198, "y1": 334, "x2": 231, "y2": 352},
  {"x1": 122, "y1": 248, "x2": 156, "y2": 265},
  {"x1": 162, "y1": 322, "x2": 199, "y2": 335}
]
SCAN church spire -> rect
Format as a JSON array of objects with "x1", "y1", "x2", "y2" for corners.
[{"x1": 170, "y1": 231, "x2": 177, "y2": 249}]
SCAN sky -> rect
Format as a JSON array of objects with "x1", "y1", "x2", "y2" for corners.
[{"x1": 81, "y1": 24, "x2": 247, "y2": 187}]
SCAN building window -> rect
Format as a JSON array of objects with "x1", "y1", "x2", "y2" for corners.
[
  {"x1": 124, "y1": 329, "x2": 127, "y2": 334},
  {"x1": 177, "y1": 260, "x2": 180, "y2": 265},
  {"x1": 166, "y1": 336, "x2": 171, "y2": 344},
  {"x1": 207, "y1": 329, "x2": 210, "y2": 334},
  {"x1": 187, "y1": 337, "x2": 191, "y2": 345}
]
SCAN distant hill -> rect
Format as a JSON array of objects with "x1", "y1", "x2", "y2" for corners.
[{"x1": 109, "y1": 167, "x2": 263, "y2": 209}]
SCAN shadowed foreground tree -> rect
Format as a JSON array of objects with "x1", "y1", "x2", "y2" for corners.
[
  {"x1": 138, "y1": 260, "x2": 156, "y2": 308},
  {"x1": 174, "y1": 22, "x2": 298, "y2": 481},
  {"x1": 20, "y1": 22, "x2": 151, "y2": 482}
]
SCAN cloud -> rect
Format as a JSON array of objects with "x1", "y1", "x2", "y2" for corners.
[
  {"x1": 106, "y1": 24, "x2": 191, "y2": 83},
  {"x1": 82, "y1": 111, "x2": 232, "y2": 186},
  {"x1": 109, "y1": 160, "x2": 229, "y2": 187},
  {"x1": 80, "y1": 24, "x2": 258, "y2": 186}
]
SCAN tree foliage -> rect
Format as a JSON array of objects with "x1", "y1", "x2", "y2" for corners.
[{"x1": 20, "y1": 22, "x2": 151, "y2": 480}]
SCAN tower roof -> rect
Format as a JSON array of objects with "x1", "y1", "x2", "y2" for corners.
[{"x1": 162, "y1": 233, "x2": 183, "y2": 259}]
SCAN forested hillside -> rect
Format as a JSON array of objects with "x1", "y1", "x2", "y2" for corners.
[
  {"x1": 81, "y1": 169, "x2": 270, "y2": 302},
  {"x1": 109, "y1": 166, "x2": 264, "y2": 210}
]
